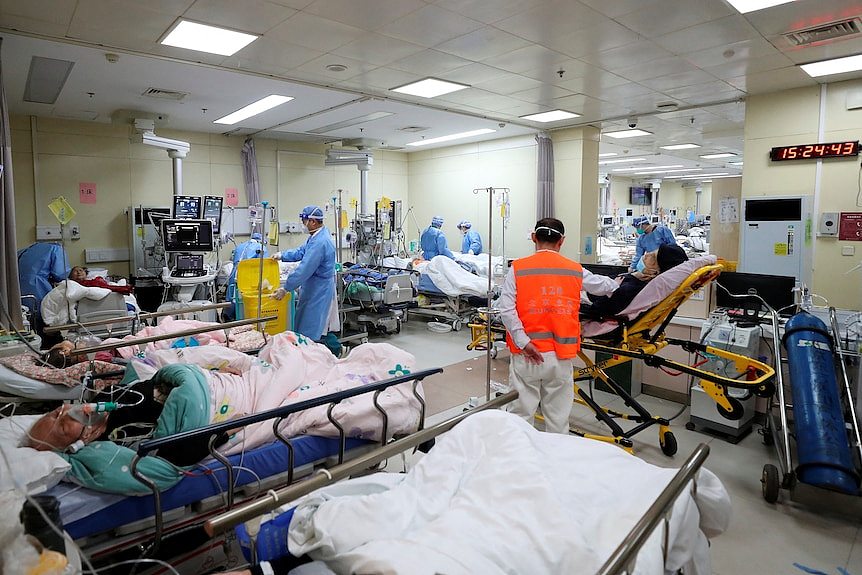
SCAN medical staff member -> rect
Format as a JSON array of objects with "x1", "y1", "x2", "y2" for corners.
[
  {"x1": 17, "y1": 242, "x2": 69, "y2": 314},
  {"x1": 629, "y1": 216, "x2": 677, "y2": 273},
  {"x1": 458, "y1": 220, "x2": 483, "y2": 255},
  {"x1": 420, "y1": 216, "x2": 455, "y2": 260},
  {"x1": 272, "y1": 206, "x2": 336, "y2": 344},
  {"x1": 498, "y1": 218, "x2": 619, "y2": 434}
]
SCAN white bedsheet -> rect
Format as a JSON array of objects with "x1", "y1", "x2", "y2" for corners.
[
  {"x1": 0, "y1": 365, "x2": 81, "y2": 400},
  {"x1": 420, "y1": 256, "x2": 490, "y2": 298},
  {"x1": 287, "y1": 411, "x2": 730, "y2": 575}
]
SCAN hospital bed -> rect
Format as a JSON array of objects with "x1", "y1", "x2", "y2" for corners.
[
  {"x1": 62, "y1": 367, "x2": 439, "y2": 572},
  {"x1": 341, "y1": 265, "x2": 415, "y2": 335},
  {"x1": 573, "y1": 256, "x2": 776, "y2": 455},
  {"x1": 408, "y1": 273, "x2": 487, "y2": 331},
  {"x1": 203, "y1": 393, "x2": 728, "y2": 575}
]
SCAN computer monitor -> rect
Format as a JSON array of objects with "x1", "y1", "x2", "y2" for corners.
[
  {"x1": 202, "y1": 196, "x2": 224, "y2": 234},
  {"x1": 175, "y1": 254, "x2": 204, "y2": 273},
  {"x1": 162, "y1": 219, "x2": 214, "y2": 252},
  {"x1": 650, "y1": 215, "x2": 660, "y2": 224},
  {"x1": 630, "y1": 187, "x2": 652, "y2": 206},
  {"x1": 172, "y1": 195, "x2": 202, "y2": 220},
  {"x1": 715, "y1": 271, "x2": 796, "y2": 317},
  {"x1": 602, "y1": 216, "x2": 614, "y2": 226},
  {"x1": 625, "y1": 208, "x2": 634, "y2": 217}
]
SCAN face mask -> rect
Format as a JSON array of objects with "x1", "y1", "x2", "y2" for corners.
[
  {"x1": 636, "y1": 227, "x2": 646, "y2": 236},
  {"x1": 301, "y1": 221, "x2": 310, "y2": 233},
  {"x1": 635, "y1": 258, "x2": 647, "y2": 273}
]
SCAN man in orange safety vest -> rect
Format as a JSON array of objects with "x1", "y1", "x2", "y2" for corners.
[{"x1": 499, "y1": 218, "x2": 620, "y2": 433}]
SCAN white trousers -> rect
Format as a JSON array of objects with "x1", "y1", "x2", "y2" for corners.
[{"x1": 508, "y1": 351, "x2": 574, "y2": 434}]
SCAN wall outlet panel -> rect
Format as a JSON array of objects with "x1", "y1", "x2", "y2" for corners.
[
  {"x1": 36, "y1": 225, "x2": 62, "y2": 240},
  {"x1": 85, "y1": 248, "x2": 130, "y2": 263}
]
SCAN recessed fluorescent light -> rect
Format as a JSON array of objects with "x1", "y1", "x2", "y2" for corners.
[
  {"x1": 660, "y1": 143, "x2": 701, "y2": 150},
  {"x1": 604, "y1": 129, "x2": 652, "y2": 139},
  {"x1": 520, "y1": 110, "x2": 581, "y2": 122},
  {"x1": 729, "y1": 161, "x2": 744, "y2": 166},
  {"x1": 599, "y1": 153, "x2": 617, "y2": 158},
  {"x1": 725, "y1": 0, "x2": 797, "y2": 14},
  {"x1": 632, "y1": 168, "x2": 704, "y2": 175},
  {"x1": 699, "y1": 153, "x2": 735, "y2": 159},
  {"x1": 800, "y1": 54, "x2": 862, "y2": 78},
  {"x1": 214, "y1": 95, "x2": 293, "y2": 125},
  {"x1": 392, "y1": 78, "x2": 470, "y2": 98},
  {"x1": 709, "y1": 174, "x2": 743, "y2": 178},
  {"x1": 406, "y1": 128, "x2": 495, "y2": 147},
  {"x1": 613, "y1": 165, "x2": 683, "y2": 172},
  {"x1": 666, "y1": 172, "x2": 729, "y2": 179},
  {"x1": 701, "y1": 180, "x2": 713, "y2": 183},
  {"x1": 599, "y1": 157, "x2": 648, "y2": 165},
  {"x1": 161, "y1": 20, "x2": 258, "y2": 56}
]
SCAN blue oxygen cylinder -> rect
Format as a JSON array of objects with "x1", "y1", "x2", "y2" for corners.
[{"x1": 783, "y1": 312, "x2": 859, "y2": 494}]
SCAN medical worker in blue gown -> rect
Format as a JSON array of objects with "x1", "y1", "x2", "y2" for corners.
[
  {"x1": 420, "y1": 216, "x2": 455, "y2": 260},
  {"x1": 272, "y1": 206, "x2": 339, "y2": 352},
  {"x1": 458, "y1": 220, "x2": 483, "y2": 255},
  {"x1": 18, "y1": 242, "x2": 69, "y2": 314},
  {"x1": 629, "y1": 216, "x2": 678, "y2": 273}
]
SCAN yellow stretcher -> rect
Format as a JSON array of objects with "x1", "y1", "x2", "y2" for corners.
[{"x1": 570, "y1": 263, "x2": 776, "y2": 456}]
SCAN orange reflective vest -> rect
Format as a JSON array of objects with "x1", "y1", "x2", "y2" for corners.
[{"x1": 506, "y1": 251, "x2": 584, "y2": 359}]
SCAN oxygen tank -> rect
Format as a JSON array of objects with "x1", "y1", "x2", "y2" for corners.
[{"x1": 783, "y1": 312, "x2": 859, "y2": 494}]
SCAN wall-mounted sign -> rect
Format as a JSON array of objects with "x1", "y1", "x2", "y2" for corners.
[
  {"x1": 225, "y1": 187, "x2": 239, "y2": 207},
  {"x1": 839, "y1": 212, "x2": 862, "y2": 241},
  {"x1": 79, "y1": 182, "x2": 97, "y2": 204},
  {"x1": 769, "y1": 141, "x2": 860, "y2": 161}
]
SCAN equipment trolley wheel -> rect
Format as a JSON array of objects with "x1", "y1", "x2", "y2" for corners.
[
  {"x1": 761, "y1": 463, "x2": 780, "y2": 503},
  {"x1": 684, "y1": 421, "x2": 696, "y2": 431},
  {"x1": 716, "y1": 396, "x2": 744, "y2": 421},
  {"x1": 659, "y1": 430, "x2": 678, "y2": 456},
  {"x1": 489, "y1": 346, "x2": 498, "y2": 359},
  {"x1": 760, "y1": 426, "x2": 774, "y2": 446},
  {"x1": 452, "y1": 319, "x2": 463, "y2": 331}
]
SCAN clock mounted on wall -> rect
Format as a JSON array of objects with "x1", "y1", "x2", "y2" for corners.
[{"x1": 770, "y1": 141, "x2": 860, "y2": 161}]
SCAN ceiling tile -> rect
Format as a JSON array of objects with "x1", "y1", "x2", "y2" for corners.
[
  {"x1": 509, "y1": 85, "x2": 574, "y2": 104},
  {"x1": 776, "y1": 36, "x2": 862, "y2": 65},
  {"x1": 378, "y1": 4, "x2": 484, "y2": 48},
  {"x1": 184, "y1": 0, "x2": 296, "y2": 34},
  {"x1": 543, "y1": 19, "x2": 639, "y2": 59},
  {"x1": 616, "y1": 57, "x2": 700, "y2": 83},
  {"x1": 683, "y1": 37, "x2": 781, "y2": 69},
  {"x1": 389, "y1": 49, "x2": 475, "y2": 77},
  {"x1": 555, "y1": 69, "x2": 629, "y2": 96},
  {"x1": 704, "y1": 52, "x2": 796, "y2": 81},
  {"x1": 662, "y1": 81, "x2": 745, "y2": 103},
  {"x1": 431, "y1": 0, "x2": 545, "y2": 24},
  {"x1": 436, "y1": 27, "x2": 532, "y2": 62},
  {"x1": 494, "y1": 0, "x2": 608, "y2": 44},
  {"x1": 615, "y1": 0, "x2": 735, "y2": 39},
  {"x1": 473, "y1": 73, "x2": 544, "y2": 95},
  {"x1": 653, "y1": 15, "x2": 761, "y2": 55},
  {"x1": 292, "y1": 52, "x2": 376, "y2": 80},
  {"x1": 442, "y1": 63, "x2": 513, "y2": 85},
  {"x1": 579, "y1": 40, "x2": 674, "y2": 70},
  {"x1": 482, "y1": 44, "x2": 570, "y2": 75},
  {"x1": 338, "y1": 66, "x2": 422, "y2": 91},
  {"x1": 741, "y1": 0, "x2": 860, "y2": 37},
  {"x1": 591, "y1": 82, "x2": 655, "y2": 105},
  {"x1": 575, "y1": 0, "x2": 663, "y2": 19},
  {"x1": 303, "y1": 0, "x2": 425, "y2": 31},
  {"x1": 0, "y1": 0, "x2": 78, "y2": 27},
  {"x1": 268, "y1": 0, "x2": 315, "y2": 8},
  {"x1": 0, "y1": 13, "x2": 69, "y2": 37},
  {"x1": 519, "y1": 58, "x2": 596, "y2": 84},
  {"x1": 68, "y1": 0, "x2": 178, "y2": 50},
  {"x1": 228, "y1": 36, "x2": 323, "y2": 70},
  {"x1": 267, "y1": 12, "x2": 365, "y2": 52},
  {"x1": 331, "y1": 33, "x2": 425, "y2": 66},
  {"x1": 726, "y1": 66, "x2": 817, "y2": 95},
  {"x1": 639, "y1": 69, "x2": 719, "y2": 91}
]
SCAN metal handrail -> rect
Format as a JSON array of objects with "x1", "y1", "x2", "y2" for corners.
[
  {"x1": 829, "y1": 307, "x2": 862, "y2": 467},
  {"x1": 136, "y1": 368, "x2": 443, "y2": 455},
  {"x1": 71, "y1": 316, "x2": 274, "y2": 355},
  {"x1": 43, "y1": 301, "x2": 231, "y2": 333},
  {"x1": 205, "y1": 390, "x2": 518, "y2": 536},
  {"x1": 596, "y1": 443, "x2": 710, "y2": 575}
]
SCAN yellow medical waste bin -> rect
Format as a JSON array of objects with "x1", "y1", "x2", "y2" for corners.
[{"x1": 235, "y1": 259, "x2": 293, "y2": 335}]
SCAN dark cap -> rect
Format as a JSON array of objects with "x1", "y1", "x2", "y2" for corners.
[{"x1": 657, "y1": 244, "x2": 687, "y2": 273}]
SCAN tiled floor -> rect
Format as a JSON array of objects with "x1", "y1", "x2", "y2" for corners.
[{"x1": 386, "y1": 329, "x2": 862, "y2": 575}]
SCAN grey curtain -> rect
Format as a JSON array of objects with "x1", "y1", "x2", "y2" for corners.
[
  {"x1": 0, "y1": 38, "x2": 22, "y2": 330},
  {"x1": 241, "y1": 137, "x2": 261, "y2": 206},
  {"x1": 536, "y1": 133, "x2": 554, "y2": 219}
]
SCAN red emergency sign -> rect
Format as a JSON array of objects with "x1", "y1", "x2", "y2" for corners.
[{"x1": 839, "y1": 212, "x2": 862, "y2": 241}]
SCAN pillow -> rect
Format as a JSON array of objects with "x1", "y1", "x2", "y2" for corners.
[{"x1": 0, "y1": 415, "x2": 70, "y2": 494}]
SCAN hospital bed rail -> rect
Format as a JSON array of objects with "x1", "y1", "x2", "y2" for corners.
[
  {"x1": 130, "y1": 367, "x2": 441, "y2": 557},
  {"x1": 43, "y1": 301, "x2": 231, "y2": 334},
  {"x1": 596, "y1": 443, "x2": 710, "y2": 575}
]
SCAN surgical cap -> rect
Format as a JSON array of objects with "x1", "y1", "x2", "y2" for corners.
[
  {"x1": 458, "y1": 220, "x2": 472, "y2": 229},
  {"x1": 300, "y1": 205, "x2": 325, "y2": 221},
  {"x1": 431, "y1": 216, "x2": 444, "y2": 228},
  {"x1": 633, "y1": 216, "x2": 650, "y2": 227},
  {"x1": 251, "y1": 232, "x2": 262, "y2": 240}
]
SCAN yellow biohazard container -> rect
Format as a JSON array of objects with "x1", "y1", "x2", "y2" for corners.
[{"x1": 235, "y1": 259, "x2": 292, "y2": 335}]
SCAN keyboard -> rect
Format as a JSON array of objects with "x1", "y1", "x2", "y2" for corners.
[{"x1": 171, "y1": 269, "x2": 206, "y2": 278}]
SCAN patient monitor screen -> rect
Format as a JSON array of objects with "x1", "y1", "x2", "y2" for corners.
[
  {"x1": 203, "y1": 196, "x2": 224, "y2": 234},
  {"x1": 172, "y1": 195, "x2": 202, "y2": 219},
  {"x1": 162, "y1": 219, "x2": 214, "y2": 252}
]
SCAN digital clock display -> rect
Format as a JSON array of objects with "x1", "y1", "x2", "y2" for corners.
[{"x1": 770, "y1": 141, "x2": 860, "y2": 161}]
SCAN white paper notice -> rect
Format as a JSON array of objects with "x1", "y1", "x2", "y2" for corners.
[{"x1": 719, "y1": 197, "x2": 739, "y2": 224}]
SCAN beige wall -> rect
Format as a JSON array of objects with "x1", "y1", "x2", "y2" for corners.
[{"x1": 743, "y1": 81, "x2": 862, "y2": 309}]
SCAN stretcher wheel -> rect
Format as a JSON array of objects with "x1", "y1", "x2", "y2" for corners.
[
  {"x1": 761, "y1": 426, "x2": 774, "y2": 446},
  {"x1": 452, "y1": 319, "x2": 463, "y2": 331},
  {"x1": 489, "y1": 346, "x2": 498, "y2": 359},
  {"x1": 716, "y1": 396, "x2": 745, "y2": 421},
  {"x1": 659, "y1": 430, "x2": 678, "y2": 457},
  {"x1": 761, "y1": 463, "x2": 780, "y2": 503}
]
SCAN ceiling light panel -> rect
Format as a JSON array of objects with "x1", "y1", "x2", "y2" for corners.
[
  {"x1": 520, "y1": 110, "x2": 580, "y2": 122},
  {"x1": 24, "y1": 56, "x2": 74, "y2": 104},
  {"x1": 800, "y1": 54, "x2": 862, "y2": 78},
  {"x1": 631, "y1": 168, "x2": 704, "y2": 175},
  {"x1": 700, "y1": 153, "x2": 736, "y2": 159},
  {"x1": 214, "y1": 95, "x2": 293, "y2": 125},
  {"x1": 599, "y1": 158, "x2": 648, "y2": 165},
  {"x1": 599, "y1": 153, "x2": 617, "y2": 157},
  {"x1": 660, "y1": 143, "x2": 701, "y2": 150},
  {"x1": 161, "y1": 20, "x2": 258, "y2": 57},
  {"x1": 729, "y1": 161, "x2": 744, "y2": 166},
  {"x1": 392, "y1": 78, "x2": 470, "y2": 98},
  {"x1": 308, "y1": 111, "x2": 395, "y2": 134},
  {"x1": 406, "y1": 128, "x2": 495, "y2": 147},
  {"x1": 604, "y1": 129, "x2": 653, "y2": 138},
  {"x1": 725, "y1": 0, "x2": 797, "y2": 14},
  {"x1": 613, "y1": 164, "x2": 683, "y2": 172}
]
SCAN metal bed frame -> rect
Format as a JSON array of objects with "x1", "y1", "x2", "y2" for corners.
[
  {"x1": 43, "y1": 301, "x2": 232, "y2": 335},
  {"x1": 340, "y1": 265, "x2": 416, "y2": 336},
  {"x1": 80, "y1": 367, "x2": 440, "y2": 568}
]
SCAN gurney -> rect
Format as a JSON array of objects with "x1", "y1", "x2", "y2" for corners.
[
  {"x1": 341, "y1": 265, "x2": 415, "y2": 335},
  {"x1": 572, "y1": 255, "x2": 776, "y2": 455}
]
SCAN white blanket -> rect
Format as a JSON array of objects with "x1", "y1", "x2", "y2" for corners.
[
  {"x1": 40, "y1": 280, "x2": 111, "y2": 326},
  {"x1": 455, "y1": 253, "x2": 505, "y2": 277},
  {"x1": 287, "y1": 411, "x2": 730, "y2": 575},
  {"x1": 421, "y1": 255, "x2": 489, "y2": 298}
]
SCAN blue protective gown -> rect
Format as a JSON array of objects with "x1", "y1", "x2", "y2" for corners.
[
  {"x1": 227, "y1": 238, "x2": 268, "y2": 298},
  {"x1": 17, "y1": 243, "x2": 69, "y2": 312},
  {"x1": 461, "y1": 230, "x2": 483, "y2": 255},
  {"x1": 280, "y1": 226, "x2": 335, "y2": 340},
  {"x1": 420, "y1": 226, "x2": 454, "y2": 260},
  {"x1": 630, "y1": 226, "x2": 678, "y2": 272}
]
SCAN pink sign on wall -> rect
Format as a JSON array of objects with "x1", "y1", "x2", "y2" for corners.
[
  {"x1": 79, "y1": 182, "x2": 97, "y2": 204},
  {"x1": 225, "y1": 187, "x2": 239, "y2": 207}
]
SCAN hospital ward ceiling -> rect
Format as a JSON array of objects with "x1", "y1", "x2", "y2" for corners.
[{"x1": 2, "y1": 0, "x2": 862, "y2": 180}]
